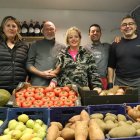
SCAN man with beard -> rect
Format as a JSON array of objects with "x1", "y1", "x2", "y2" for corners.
[
  {"x1": 108, "y1": 15, "x2": 140, "y2": 87},
  {"x1": 26, "y1": 21, "x2": 65, "y2": 86}
]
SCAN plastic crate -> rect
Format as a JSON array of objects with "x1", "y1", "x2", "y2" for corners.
[
  {"x1": 0, "y1": 107, "x2": 8, "y2": 129},
  {"x1": 88, "y1": 104, "x2": 125, "y2": 115},
  {"x1": 88, "y1": 104, "x2": 140, "y2": 140},
  {"x1": 0, "y1": 107, "x2": 49, "y2": 135},
  {"x1": 78, "y1": 87, "x2": 139, "y2": 105},
  {"x1": 49, "y1": 106, "x2": 87, "y2": 126}
]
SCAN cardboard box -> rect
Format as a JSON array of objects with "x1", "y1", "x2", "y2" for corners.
[{"x1": 78, "y1": 86, "x2": 139, "y2": 105}]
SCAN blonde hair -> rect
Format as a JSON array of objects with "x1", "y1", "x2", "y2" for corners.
[
  {"x1": 65, "y1": 26, "x2": 81, "y2": 45},
  {"x1": 0, "y1": 16, "x2": 22, "y2": 42}
]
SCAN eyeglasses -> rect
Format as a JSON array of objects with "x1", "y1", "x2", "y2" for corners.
[{"x1": 121, "y1": 22, "x2": 135, "y2": 27}]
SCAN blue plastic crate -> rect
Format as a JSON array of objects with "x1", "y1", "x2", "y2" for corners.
[
  {"x1": 50, "y1": 106, "x2": 87, "y2": 126},
  {"x1": 88, "y1": 104, "x2": 125, "y2": 115},
  {"x1": 0, "y1": 107, "x2": 8, "y2": 121},
  {"x1": 0, "y1": 107, "x2": 49, "y2": 135}
]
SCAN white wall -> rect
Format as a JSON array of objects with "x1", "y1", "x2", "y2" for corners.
[{"x1": 0, "y1": 8, "x2": 128, "y2": 45}]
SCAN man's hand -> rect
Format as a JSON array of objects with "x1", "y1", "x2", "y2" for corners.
[
  {"x1": 42, "y1": 69, "x2": 57, "y2": 79},
  {"x1": 114, "y1": 36, "x2": 121, "y2": 43}
]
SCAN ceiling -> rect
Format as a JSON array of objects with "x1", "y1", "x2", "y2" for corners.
[{"x1": 0, "y1": 0, "x2": 140, "y2": 12}]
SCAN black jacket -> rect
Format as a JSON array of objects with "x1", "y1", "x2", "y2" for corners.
[{"x1": 0, "y1": 41, "x2": 29, "y2": 92}]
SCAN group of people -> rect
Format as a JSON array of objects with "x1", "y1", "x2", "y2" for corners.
[{"x1": 0, "y1": 14, "x2": 139, "y2": 94}]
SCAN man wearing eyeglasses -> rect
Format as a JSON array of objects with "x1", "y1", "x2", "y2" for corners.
[{"x1": 108, "y1": 15, "x2": 140, "y2": 88}]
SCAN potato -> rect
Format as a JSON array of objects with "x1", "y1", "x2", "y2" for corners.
[
  {"x1": 109, "y1": 125, "x2": 136, "y2": 138},
  {"x1": 106, "y1": 113, "x2": 117, "y2": 119},
  {"x1": 90, "y1": 113, "x2": 104, "y2": 119},
  {"x1": 117, "y1": 114, "x2": 127, "y2": 122},
  {"x1": 51, "y1": 122, "x2": 63, "y2": 130},
  {"x1": 136, "y1": 129, "x2": 140, "y2": 136},
  {"x1": 105, "y1": 120, "x2": 118, "y2": 131},
  {"x1": 104, "y1": 115, "x2": 116, "y2": 122},
  {"x1": 68, "y1": 115, "x2": 80, "y2": 123},
  {"x1": 60, "y1": 127, "x2": 75, "y2": 140},
  {"x1": 132, "y1": 122, "x2": 140, "y2": 130}
]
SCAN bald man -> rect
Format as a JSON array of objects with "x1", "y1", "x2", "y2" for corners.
[{"x1": 26, "y1": 21, "x2": 66, "y2": 86}]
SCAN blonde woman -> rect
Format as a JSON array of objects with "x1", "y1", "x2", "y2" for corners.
[{"x1": 50, "y1": 26, "x2": 102, "y2": 89}]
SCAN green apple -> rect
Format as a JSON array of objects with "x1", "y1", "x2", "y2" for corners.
[
  {"x1": 18, "y1": 114, "x2": 29, "y2": 123},
  {"x1": 8, "y1": 120, "x2": 18, "y2": 130},
  {"x1": 11, "y1": 130, "x2": 22, "y2": 139},
  {"x1": 33, "y1": 123, "x2": 42, "y2": 133},
  {"x1": 20, "y1": 133, "x2": 34, "y2": 140},
  {"x1": 0, "y1": 120, "x2": 4, "y2": 126},
  {"x1": 22, "y1": 128, "x2": 34, "y2": 135},
  {"x1": 0, "y1": 134, "x2": 11, "y2": 140},
  {"x1": 35, "y1": 119, "x2": 43, "y2": 126},
  {"x1": 15, "y1": 123, "x2": 26, "y2": 131},
  {"x1": 26, "y1": 119, "x2": 35, "y2": 129},
  {"x1": 36, "y1": 130, "x2": 46, "y2": 139},
  {"x1": 3, "y1": 128, "x2": 10, "y2": 135},
  {"x1": 31, "y1": 137, "x2": 42, "y2": 140}
]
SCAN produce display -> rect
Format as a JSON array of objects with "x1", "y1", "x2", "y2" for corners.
[
  {"x1": 15, "y1": 86, "x2": 78, "y2": 108},
  {"x1": 0, "y1": 113, "x2": 47, "y2": 140},
  {"x1": 94, "y1": 86, "x2": 126, "y2": 96},
  {"x1": 47, "y1": 109, "x2": 140, "y2": 140},
  {"x1": 0, "y1": 89, "x2": 11, "y2": 106},
  {"x1": 127, "y1": 104, "x2": 140, "y2": 121}
]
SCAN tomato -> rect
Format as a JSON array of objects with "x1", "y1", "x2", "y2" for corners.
[
  {"x1": 51, "y1": 96, "x2": 59, "y2": 102},
  {"x1": 26, "y1": 96, "x2": 35, "y2": 103},
  {"x1": 46, "y1": 92, "x2": 55, "y2": 98},
  {"x1": 69, "y1": 90, "x2": 77, "y2": 96},
  {"x1": 26, "y1": 87, "x2": 36, "y2": 92},
  {"x1": 41, "y1": 96, "x2": 50, "y2": 103},
  {"x1": 24, "y1": 91, "x2": 34, "y2": 98},
  {"x1": 44, "y1": 87, "x2": 54, "y2": 93},
  {"x1": 22, "y1": 101, "x2": 32, "y2": 108},
  {"x1": 68, "y1": 95, "x2": 77, "y2": 102},
  {"x1": 30, "y1": 104, "x2": 40, "y2": 108},
  {"x1": 43, "y1": 100, "x2": 53, "y2": 107},
  {"x1": 35, "y1": 87, "x2": 45, "y2": 93},
  {"x1": 53, "y1": 100, "x2": 63, "y2": 107},
  {"x1": 64, "y1": 99, "x2": 73, "y2": 106},
  {"x1": 19, "y1": 89, "x2": 27, "y2": 93},
  {"x1": 15, "y1": 91, "x2": 25, "y2": 98},
  {"x1": 54, "y1": 87, "x2": 62, "y2": 96},
  {"x1": 33, "y1": 100, "x2": 43, "y2": 107},
  {"x1": 34, "y1": 92, "x2": 44, "y2": 100},
  {"x1": 62, "y1": 86, "x2": 71, "y2": 92},
  {"x1": 59, "y1": 96, "x2": 68, "y2": 102},
  {"x1": 59, "y1": 91, "x2": 69, "y2": 97},
  {"x1": 16, "y1": 96, "x2": 26, "y2": 103},
  {"x1": 16, "y1": 101, "x2": 22, "y2": 107}
]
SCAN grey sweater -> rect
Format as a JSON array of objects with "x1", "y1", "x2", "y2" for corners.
[{"x1": 26, "y1": 38, "x2": 65, "y2": 86}]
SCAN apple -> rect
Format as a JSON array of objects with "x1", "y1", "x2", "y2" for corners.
[
  {"x1": 15, "y1": 123, "x2": 26, "y2": 131},
  {"x1": 31, "y1": 137, "x2": 42, "y2": 140},
  {"x1": 42, "y1": 124, "x2": 48, "y2": 131},
  {"x1": 8, "y1": 120, "x2": 18, "y2": 130},
  {"x1": 11, "y1": 129, "x2": 22, "y2": 139},
  {"x1": 22, "y1": 128, "x2": 34, "y2": 135},
  {"x1": 20, "y1": 133, "x2": 34, "y2": 140},
  {"x1": 0, "y1": 135, "x2": 11, "y2": 140},
  {"x1": 18, "y1": 114, "x2": 29, "y2": 123},
  {"x1": 0, "y1": 120, "x2": 4, "y2": 126},
  {"x1": 36, "y1": 130, "x2": 46, "y2": 139},
  {"x1": 26, "y1": 119, "x2": 35, "y2": 129},
  {"x1": 35, "y1": 119, "x2": 43, "y2": 126},
  {"x1": 33, "y1": 123, "x2": 42, "y2": 132},
  {"x1": 3, "y1": 128, "x2": 10, "y2": 135}
]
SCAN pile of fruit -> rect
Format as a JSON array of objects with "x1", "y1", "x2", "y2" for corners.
[
  {"x1": 15, "y1": 86, "x2": 78, "y2": 107},
  {"x1": 0, "y1": 114, "x2": 47, "y2": 140}
]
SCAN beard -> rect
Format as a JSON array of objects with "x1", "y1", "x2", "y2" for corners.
[{"x1": 45, "y1": 35, "x2": 55, "y2": 40}]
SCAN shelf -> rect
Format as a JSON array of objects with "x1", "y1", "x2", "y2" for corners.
[{"x1": 22, "y1": 36, "x2": 44, "y2": 42}]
